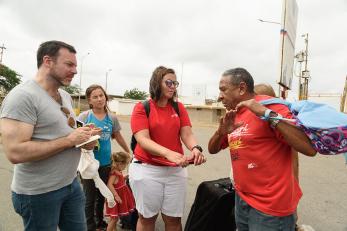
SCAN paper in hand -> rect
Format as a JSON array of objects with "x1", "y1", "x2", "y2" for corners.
[{"x1": 75, "y1": 135, "x2": 100, "y2": 148}]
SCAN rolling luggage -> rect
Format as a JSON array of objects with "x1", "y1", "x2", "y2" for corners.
[{"x1": 184, "y1": 178, "x2": 236, "y2": 231}]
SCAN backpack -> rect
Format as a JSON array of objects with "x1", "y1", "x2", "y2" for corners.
[
  {"x1": 260, "y1": 98, "x2": 347, "y2": 155},
  {"x1": 130, "y1": 100, "x2": 180, "y2": 153}
]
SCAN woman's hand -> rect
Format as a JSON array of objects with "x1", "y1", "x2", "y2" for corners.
[
  {"x1": 165, "y1": 151, "x2": 189, "y2": 167},
  {"x1": 186, "y1": 149, "x2": 206, "y2": 166}
]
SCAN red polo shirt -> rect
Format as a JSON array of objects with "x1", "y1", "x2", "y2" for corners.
[{"x1": 131, "y1": 99, "x2": 191, "y2": 166}]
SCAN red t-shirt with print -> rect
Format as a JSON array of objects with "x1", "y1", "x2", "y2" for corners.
[
  {"x1": 220, "y1": 95, "x2": 302, "y2": 216},
  {"x1": 131, "y1": 99, "x2": 191, "y2": 166}
]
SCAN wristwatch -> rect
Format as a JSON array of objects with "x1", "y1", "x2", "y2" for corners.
[{"x1": 191, "y1": 145, "x2": 203, "y2": 152}]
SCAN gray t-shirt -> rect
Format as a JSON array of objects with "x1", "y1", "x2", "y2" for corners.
[{"x1": 0, "y1": 80, "x2": 81, "y2": 195}]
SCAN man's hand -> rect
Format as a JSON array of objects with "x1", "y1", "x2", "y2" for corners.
[
  {"x1": 84, "y1": 123, "x2": 102, "y2": 136},
  {"x1": 208, "y1": 110, "x2": 243, "y2": 154},
  {"x1": 81, "y1": 140, "x2": 98, "y2": 150},
  {"x1": 235, "y1": 99, "x2": 267, "y2": 117},
  {"x1": 67, "y1": 127, "x2": 92, "y2": 146},
  {"x1": 217, "y1": 110, "x2": 244, "y2": 136},
  {"x1": 90, "y1": 127, "x2": 102, "y2": 136}
]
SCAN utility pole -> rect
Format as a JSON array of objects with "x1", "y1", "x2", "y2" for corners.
[
  {"x1": 341, "y1": 76, "x2": 347, "y2": 113},
  {"x1": 0, "y1": 44, "x2": 6, "y2": 64},
  {"x1": 105, "y1": 69, "x2": 112, "y2": 93},
  {"x1": 301, "y1": 33, "x2": 310, "y2": 100},
  {"x1": 78, "y1": 52, "x2": 90, "y2": 113},
  {"x1": 295, "y1": 33, "x2": 310, "y2": 100},
  {"x1": 180, "y1": 62, "x2": 184, "y2": 99}
]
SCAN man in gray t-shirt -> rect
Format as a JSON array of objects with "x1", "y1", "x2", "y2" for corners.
[{"x1": 0, "y1": 41, "x2": 96, "y2": 231}]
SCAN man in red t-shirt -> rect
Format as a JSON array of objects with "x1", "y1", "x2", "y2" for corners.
[{"x1": 208, "y1": 68, "x2": 316, "y2": 231}]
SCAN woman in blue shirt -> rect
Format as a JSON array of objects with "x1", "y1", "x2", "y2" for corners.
[{"x1": 78, "y1": 84, "x2": 130, "y2": 231}]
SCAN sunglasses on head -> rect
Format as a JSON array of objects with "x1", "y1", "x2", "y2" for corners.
[
  {"x1": 164, "y1": 79, "x2": 179, "y2": 88},
  {"x1": 61, "y1": 107, "x2": 76, "y2": 128}
]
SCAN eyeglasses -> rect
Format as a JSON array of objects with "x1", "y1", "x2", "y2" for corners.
[
  {"x1": 61, "y1": 107, "x2": 76, "y2": 128},
  {"x1": 164, "y1": 79, "x2": 179, "y2": 88}
]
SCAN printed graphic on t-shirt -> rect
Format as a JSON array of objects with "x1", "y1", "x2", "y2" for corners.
[
  {"x1": 230, "y1": 150, "x2": 240, "y2": 161},
  {"x1": 100, "y1": 124, "x2": 111, "y2": 141},
  {"x1": 229, "y1": 138, "x2": 243, "y2": 150},
  {"x1": 228, "y1": 123, "x2": 254, "y2": 161},
  {"x1": 228, "y1": 123, "x2": 250, "y2": 150}
]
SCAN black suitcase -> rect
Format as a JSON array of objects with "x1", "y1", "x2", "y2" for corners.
[{"x1": 184, "y1": 178, "x2": 236, "y2": 231}]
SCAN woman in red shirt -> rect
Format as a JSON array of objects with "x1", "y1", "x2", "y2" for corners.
[{"x1": 129, "y1": 66, "x2": 206, "y2": 231}]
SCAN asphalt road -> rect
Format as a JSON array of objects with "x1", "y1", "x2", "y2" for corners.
[{"x1": 0, "y1": 120, "x2": 347, "y2": 231}]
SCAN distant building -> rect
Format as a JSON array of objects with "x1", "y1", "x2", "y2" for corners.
[
  {"x1": 107, "y1": 97, "x2": 225, "y2": 124},
  {"x1": 70, "y1": 94, "x2": 124, "y2": 114}
]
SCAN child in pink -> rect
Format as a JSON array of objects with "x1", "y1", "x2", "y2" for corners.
[{"x1": 105, "y1": 151, "x2": 135, "y2": 231}]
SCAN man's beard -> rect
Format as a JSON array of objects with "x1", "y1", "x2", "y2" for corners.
[{"x1": 49, "y1": 69, "x2": 68, "y2": 87}]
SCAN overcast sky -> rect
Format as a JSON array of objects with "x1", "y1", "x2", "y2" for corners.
[{"x1": 0, "y1": 0, "x2": 346, "y2": 100}]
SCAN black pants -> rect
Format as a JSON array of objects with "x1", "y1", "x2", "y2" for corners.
[{"x1": 81, "y1": 165, "x2": 111, "y2": 231}]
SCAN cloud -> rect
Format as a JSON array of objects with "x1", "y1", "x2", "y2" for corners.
[{"x1": 0, "y1": 0, "x2": 346, "y2": 99}]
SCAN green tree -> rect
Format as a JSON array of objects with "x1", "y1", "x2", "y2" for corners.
[
  {"x1": 61, "y1": 84, "x2": 81, "y2": 95},
  {"x1": 124, "y1": 88, "x2": 148, "y2": 100},
  {"x1": 0, "y1": 64, "x2": 21, "y2": 94}
]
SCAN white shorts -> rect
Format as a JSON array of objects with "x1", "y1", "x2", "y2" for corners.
[{"x1": 129, "y1": 161, "x2": 188, "y2": 218}]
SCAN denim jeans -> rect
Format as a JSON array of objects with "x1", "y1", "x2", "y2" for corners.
[
  {"x1": 12, "y1": 178, "x2": 86, "y2": 231},
  {"x1": 235, "y1": 193, "x2": 295, "y2": 231},
  {"x1": 81, "y1": 165, "x2": 110, "y2": 231}
]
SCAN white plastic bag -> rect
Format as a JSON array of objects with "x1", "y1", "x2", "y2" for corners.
[{"x1": 78, "y1": 149, "x2": 116, "y2": 208}]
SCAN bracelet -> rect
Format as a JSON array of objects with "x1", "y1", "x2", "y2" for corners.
[
  {"x1": 263, "y1": 109, "x2": 273, "y2": 120},
  {"x1": 269, "y1": 113, "x2": 283, "y2": 129},
  {"x1": 261, "y1": 109, "x2": 275, "y2": 121}
]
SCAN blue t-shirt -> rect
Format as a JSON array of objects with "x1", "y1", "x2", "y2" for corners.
[{"x1": 78, "y1": 110, "x2": 121, "y2": 166}]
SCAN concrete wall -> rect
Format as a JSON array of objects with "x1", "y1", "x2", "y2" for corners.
[
  {"x1": 109, "y1": 98, "x2": 139, "y2": 115},
  {"x1": 185, "y1": 105, "x2": 225, "y2": 124},
  {"x1": 71, "y1": 97, "x2": 90, "y2": 113},
  {"x1": 70, "y1": 97, "x2": 226, "y2": 124},
  {"x1": 70, "y1": 96, "x2": 136, "y2": 115}
]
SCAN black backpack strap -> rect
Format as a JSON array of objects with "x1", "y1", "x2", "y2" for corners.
[
  {"x1": 131, "y1": 100, "x2": 150, "y2": 154},
  {"x1": 131, "y1": 100, "x2": 179, "y2": 154},
  {"x1": 142, "y1": 100, "x2": 179, "y2": 117},
  {"x1": 142, "y1": 100, "x2": 150, "y2": 117},
  {"x1": 171, "y1": 101, "x2": 180, "y2": 116}
]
